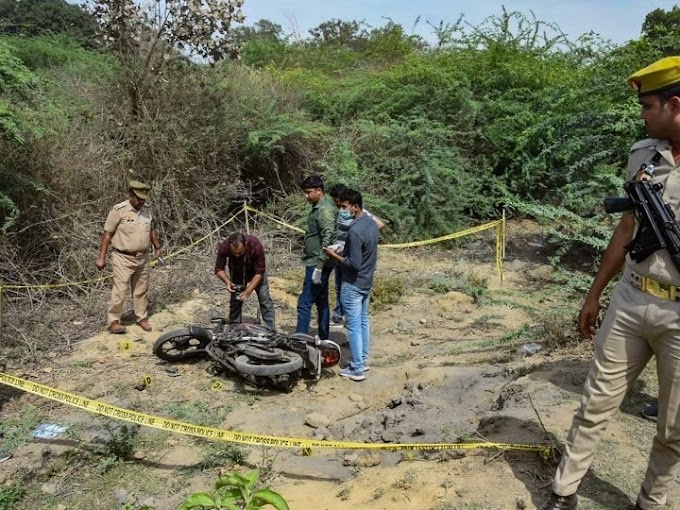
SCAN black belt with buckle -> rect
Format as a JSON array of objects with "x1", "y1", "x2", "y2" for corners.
[
  {"x1": 114, "y1": 248, "x2": 148, "y2": 257},
  {"x1": 629, "y1": 270, "x2": 680, "y2": 301}
]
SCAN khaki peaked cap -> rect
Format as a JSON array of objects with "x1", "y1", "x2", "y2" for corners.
[{"x1": 128, "y1": 180, "x2": 151, "y2": 200}]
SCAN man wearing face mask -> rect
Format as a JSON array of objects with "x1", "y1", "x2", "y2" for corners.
[
  {"x1": 324, "y1": 188, "x2": 380, "y2": 381},
  {"x1": 215, "y1": 232, "x2": 276, "y2": 332},
  {"x1": 328, "y1": 184, "x2": 385, "y2": 327}
]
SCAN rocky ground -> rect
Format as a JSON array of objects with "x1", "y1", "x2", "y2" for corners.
[{"x1": 0, "y1": 222, "x2": 670, "y2": 510}]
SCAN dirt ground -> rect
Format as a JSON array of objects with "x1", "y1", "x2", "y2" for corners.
[{"x1": 0, "y1": 221, "x2": 672, "y2": 510}]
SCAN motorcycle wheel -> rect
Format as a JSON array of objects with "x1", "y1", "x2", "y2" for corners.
[
  {"x1": 153, "y1": 328, "x2": 207, "y2": 361},
  {"x1": 232, "y1": 352, "x2": 303, "y2": 376}
]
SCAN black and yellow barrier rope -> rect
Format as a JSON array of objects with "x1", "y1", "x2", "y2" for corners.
[{"x1": 0, "y1": 372, "x2": 550, "y2": 458}]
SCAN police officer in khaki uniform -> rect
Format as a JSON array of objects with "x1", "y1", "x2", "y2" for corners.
[
  {"x1": 541, "y1": 57, "x2": 680, "y2": 510},
  {"x1": 96, "y1": 180, "x2": 162, "y2": 334}
]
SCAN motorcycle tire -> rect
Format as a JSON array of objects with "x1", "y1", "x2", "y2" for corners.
[
  {"x1": 232, "y1": 352, "x2": 303, "y2": 376},
  {"x1": 153, "y1": 328, "x2": 207, "y2": 361}
]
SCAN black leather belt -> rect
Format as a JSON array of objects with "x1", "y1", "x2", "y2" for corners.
[{"x1": 114, "y1": 248, "x2": 148, "y2": 257}]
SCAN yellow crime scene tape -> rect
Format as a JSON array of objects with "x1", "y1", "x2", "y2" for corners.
[
  {"x1": 379, "y1": 221, "x2": 502, "y2": 249},
  {"x1": 244, "y1": 206, "x2": 506, "y2": 280},
  {"x1": 0, "y1": 209, "x2": 243, "y2": 293},
  {"x1": 244, "y1": 205, "x2": 305, "y2": 234},
  {"x1": 0, "y1": 372, "x2": 549, "y2": 457},
  {"x1": 0, "y1": 206, "x2": 506, "y2": 293}
]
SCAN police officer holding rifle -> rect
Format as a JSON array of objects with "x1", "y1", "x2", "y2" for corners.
[{"x1": 541, "y1": 57, "x2": 680, "y2": 510}]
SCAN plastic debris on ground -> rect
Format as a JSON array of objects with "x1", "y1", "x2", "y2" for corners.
[{"x1": 32, "y1": 423, "x2": 68, "y2": 439}]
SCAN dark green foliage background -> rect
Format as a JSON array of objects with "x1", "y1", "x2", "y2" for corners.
[{"x1": 1, "y1": 5, "x2": 679, "y2": 282}]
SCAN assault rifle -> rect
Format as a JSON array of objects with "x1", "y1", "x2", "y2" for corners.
[{"x1": 604, "y1": 178, "x2": 680, "y2": 274}]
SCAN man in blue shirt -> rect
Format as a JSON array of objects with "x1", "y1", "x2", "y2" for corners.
[
  {"x1": 328, "y1": 184, "x2": 384, "y2": 327},
  {"x1": 324, "y1": 188, "x2": 379, "y2": 381}
]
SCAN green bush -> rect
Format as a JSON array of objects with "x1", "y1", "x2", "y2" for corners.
[
  {"x1": 429, "y1": 277, "x2": 454, "y2": 294},
  {"x1": 0, "y1": 485, "x2": 25, "y2": 510},
  {"x1": 3, "y1": 7, "x2": 680, "y2": 354},
  {"x1": 371, "y1": 275, "x2": 406, "y2": 311}
]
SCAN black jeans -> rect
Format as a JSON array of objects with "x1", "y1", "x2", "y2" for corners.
[{"x1": 229, "y1": 273, "x2": 276, "y2": 331}]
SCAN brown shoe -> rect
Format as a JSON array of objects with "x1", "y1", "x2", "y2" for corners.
[
  {"x1": 108, "y1": 321, "x2": 127, "y2": 334},
  {"x1": 137, "y1": 319, "x2": 152, "y2": 332}
]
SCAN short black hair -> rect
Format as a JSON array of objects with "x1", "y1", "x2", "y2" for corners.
[
  {"x1": 228, "y1": 232, "x2": 246, "y2": 246},
  {"x1": 328, "y1": 183, "x2": 348, "y2": 199},
  {"x1": 300, "y1": 175, "x2": 324, "y2": 191},
  {"x1": 655, "y1": 83, "x2": 680, "y2": 103},
  {"x1": 340, "y1": 188, "x2": 362, "y2": 209}
]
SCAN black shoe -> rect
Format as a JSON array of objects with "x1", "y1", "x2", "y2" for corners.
[
  {"x1": 641, "y1": 403, "x2": 658, "y2": 422},
  {"x1": 540, "y1": 492, "x2": 577, "y2": 510}
]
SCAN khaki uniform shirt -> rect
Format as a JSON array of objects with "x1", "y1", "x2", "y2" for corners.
[
  {"x1": 104, "y1": 200, "x2": 154, "y2": 253},
  {"x1": 625, "y1": 138, "x2": 680, "y2": 285}
]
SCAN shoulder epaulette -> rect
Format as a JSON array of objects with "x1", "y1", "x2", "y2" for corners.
[
  {"x1": 629, "y1": 138, "x2": 659, "y2": 152},
  {"x1": 113, "y1": 200, "x2": 129, "y2": 210}
]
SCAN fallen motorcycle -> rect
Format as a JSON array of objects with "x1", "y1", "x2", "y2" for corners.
[{"x1": 152, "y1": 315, "x2": 341, "y2": 391}]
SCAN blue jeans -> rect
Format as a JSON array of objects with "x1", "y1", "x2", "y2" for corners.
[
  {"x1": 333, "y1": 265, "x2": 344, "y2": 322},
  {"x1": 340, "y1": 281, "x2": 370, "y2": 371},
  {"x1": 295, "y1": 265, "x2": 333, "y2": 340}
]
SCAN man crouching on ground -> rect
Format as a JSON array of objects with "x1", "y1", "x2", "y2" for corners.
[{"x1": 214, "y1": 232, "x2": 276, "y2": 332}]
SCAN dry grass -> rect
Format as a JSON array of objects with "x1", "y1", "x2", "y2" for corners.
[{"x1": 0, "y1": 215, "x2": 304, "y2": 361}]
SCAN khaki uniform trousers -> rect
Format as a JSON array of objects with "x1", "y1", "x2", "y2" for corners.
[
  {"x1": 553, "y1": 278, "x2": 680, "y2": 509},
  {"x1": 107, "y1": 251, "x2": 150, "y2": 325}
]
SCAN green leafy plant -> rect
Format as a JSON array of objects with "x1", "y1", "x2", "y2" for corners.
[
  {"x1": 180, "y1": 469, "x2": 289, "y2": 510},
  {"x1": 0, "y1": 406, "x2": 40, "y2": 458},
  {"x1": 429, "y1": 276, "x2": 453, "y2": 294},
  {"x1": 443, "y1": 271, "x2": 490, "y2": 304},
  {"x1": 0, "y1": 484, "x2": 26, "y2": 510},
  {"x1": 101, "y1": 423, "x2": 138, "y2": 460},
  {"x1": 85, "y1": 421, "x2": 139, "y2": 473},
  {"x1": 370, "y1": 275, "x2": 405, "y2": 311},
  {"x1": 197, "y1": 443, "x2": 246, "y2": 470},
  {"x1": 392, "y1": 469, "x2": 418, "y2": 490},
  {"x1": 535, "y1": 310, "x2": 578, "y2": 349}
]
